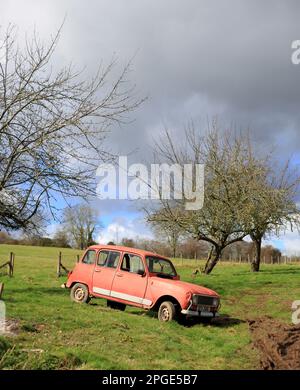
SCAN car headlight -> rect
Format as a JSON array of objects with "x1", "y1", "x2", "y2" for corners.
[{"x1": 192, "y1": 294, "x2": 198, "y2": 305}]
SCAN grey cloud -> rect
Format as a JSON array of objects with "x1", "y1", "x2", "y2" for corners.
[{"x1": 2, "y1": 0, "x2": 300, "y2": 161}]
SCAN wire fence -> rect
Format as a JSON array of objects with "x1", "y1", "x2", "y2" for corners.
[{"x1": 171, "y1": 254, "x2": 300, "y2": 268}]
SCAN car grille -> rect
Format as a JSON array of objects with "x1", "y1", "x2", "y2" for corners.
[{"x1": 195, "y1": 295, "x2": 216, "y2": 306}]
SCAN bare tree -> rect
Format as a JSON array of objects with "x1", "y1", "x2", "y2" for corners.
[
  {"x1": 63, "y1": 203, "x2": 102, "y2": 249},
  {"x1": 53, "y1": 228, "x2": 70, "y2": 248},
  {"x1": 148, "y1": 123, "x2": 300, "y2": 273},
  {"x1": 147, "y1": 125, "x2": 254, "y2": 273},
  {"x1": 151, "y1": 220, "x2": 182, "y2": 258},
  {"x1": 0, "y1": 24, "x2": 143, "y2": 232},
  {"x1": 121, "y1": 237, "x2": 135, "y2": 248},
  {"x1": 242, "y1": 158, "x2": 300, "y2": 271}
]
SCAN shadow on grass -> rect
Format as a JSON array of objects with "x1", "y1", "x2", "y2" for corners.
[
  {"x1": 233, "y1": 267, "x2": 300, "y2": 276},
  {"x1": 126, "y1": 308, "x2": 243, "y2": 328},
  {"x1": 259, "y1": 268, "x2": 300, "y2": 275},
  {"x1": 4, "y1": 286, "x2": 66, "y2": 298},
  {"x1": 179, "y1": 314, "x2": 245, "y2": 328}
]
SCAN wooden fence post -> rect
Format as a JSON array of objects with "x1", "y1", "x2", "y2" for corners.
[
  {"x1": 12, "y1": 252, "x2": 15, "y2": 275},
  {"x1": 57, "y1": 252, "x2": 62, "y2": 277},
  {"x1": 0, "y1": 283, "x2": 3, "y2": 299},
  {"x1": 8, "y1": 252, "x2": 14, "y2": 277},
  {"x1": 77, "y1": 254, "x2": 80, "y2": 263},
  {"x1": 57, "y1": 252, "x2": 69, "y2": 277}
]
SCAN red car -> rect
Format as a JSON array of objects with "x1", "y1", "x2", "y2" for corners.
[{"x1": 63, "y1": 245, "x2": 220, "y2": 322}]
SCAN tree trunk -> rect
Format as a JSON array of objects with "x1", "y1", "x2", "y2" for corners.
[
  {"x1": 251, "y1": 236, "x2": 262, "y2": 272},
  {"x1": 203, "y1": 247, "x2": 222, "y2": 274}
]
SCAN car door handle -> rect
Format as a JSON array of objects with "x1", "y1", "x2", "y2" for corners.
[
  {"x1": 94, "y1": 269, "x2": 101, "y2": 272},
  {"x1": 116, "y1": 273, "x2": 123, "y2": 277}
]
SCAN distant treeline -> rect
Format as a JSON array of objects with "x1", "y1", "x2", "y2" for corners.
[
  {"x1": 1, "y1": 230, "x2": 297, "y2": 264},
  {"x1": 0, "y1": 231, "x2": 71, "y2": 248},
  {"x1": 119, "y1": 237, "x2": 289, "y2": 264}
]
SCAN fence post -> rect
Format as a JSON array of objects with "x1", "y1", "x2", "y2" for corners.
[
  {"x1": 76, "y1": 254, "x2": 80, "y2": 263},
  {"x1": 57, "y1": 252, "x2": 62, "y2": 277},
  {"x1": 0, "y1": 283, "x2": 3, "y2": 299},
  {"x1": 12, "y1": 252, "x2": 15, "y2": 275},
  {"x1": 8, "y1": 252, "x2": 14, "y2": 277},
  {"x1": 181, "y1": 253, "x2": 183, "y2": 266}
]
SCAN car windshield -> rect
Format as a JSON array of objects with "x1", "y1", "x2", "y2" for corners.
[{"x1": 146, "y1": 256, "x2": 177, "y2": 277}]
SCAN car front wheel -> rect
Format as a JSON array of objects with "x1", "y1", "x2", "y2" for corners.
[
  {"x1": 158, "y1": 301, "x2": 176, "y2": 322},
  {"x1": 70, "y1": 283, "x2": 90, "y2": 303}
]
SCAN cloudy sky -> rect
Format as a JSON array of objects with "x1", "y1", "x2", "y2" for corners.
[{"x1": 2, "y1": 0, "x2": 300, "y2": 253}]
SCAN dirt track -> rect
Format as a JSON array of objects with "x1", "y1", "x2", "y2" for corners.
[{"x1": 249, "y1": 317, "x2": 300, "y2": 370}]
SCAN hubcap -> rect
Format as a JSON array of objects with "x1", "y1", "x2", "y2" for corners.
[
  {"x1": 161, "y1": 306, "x2": 170, "y2": 321},
  {"x1": 74, "y1": 287, "x2": 85, "y2": 301}
]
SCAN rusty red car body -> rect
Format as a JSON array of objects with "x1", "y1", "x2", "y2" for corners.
[{"x1": 63, "y1": 245, "x2": 220, "y2": 322}]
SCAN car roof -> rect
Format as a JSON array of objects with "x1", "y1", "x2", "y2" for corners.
[{"x1": 87, "y1": 244, "x2": 169, "y2": 259}]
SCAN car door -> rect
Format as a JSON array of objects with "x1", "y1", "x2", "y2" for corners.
[
  {"x1": 92, "y1": 250, "x2": 121, "y2": 297},
  {"x1": 77, "y1": 249, "x2": 97, "y2": 290},
  {"x1": 110, "y1": 253, "x2": 150, "y2": 307}
]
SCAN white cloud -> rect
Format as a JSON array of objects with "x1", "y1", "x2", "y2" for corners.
[
  {"x1": 46, "y1": 223, "x2": 61, "y2": 238},
  {"x1": 97, "y1": 217, "x2": 153, "y2": 244},
  {"x1": 264, "y1": 228, "x2": 300, "y2": 256}
]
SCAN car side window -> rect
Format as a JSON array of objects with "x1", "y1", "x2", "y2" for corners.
[
  {"x1": 121, "y1": 253, "x2": 144, "y2": 274},
  {"x1": 97, "y1": 250, "x2": 120, "y2": 268},
  {"x1": 98, "y1": 250, "x2": 109, "y2": 266},
  {"x1": 106, "y1": 251, "x2": 121, "y2": 268},
  {"x1": 82, "y1": 250, "x2": 96, "y2": 265}
]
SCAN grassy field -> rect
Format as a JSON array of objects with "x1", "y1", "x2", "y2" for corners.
[{"x1": 0, "y1": 244, "x2": 300, "y2": 370}]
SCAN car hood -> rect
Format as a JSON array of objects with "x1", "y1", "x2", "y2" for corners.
[{"x1": 150, "y1": 276, "x2": 219, "y2": 297}]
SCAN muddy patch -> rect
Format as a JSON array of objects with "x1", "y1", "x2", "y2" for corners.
[{"x1": 249, "y1": 317, "x2": 300, "y2": 370}]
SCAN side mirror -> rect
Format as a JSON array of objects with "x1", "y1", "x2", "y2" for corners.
[{"x1": 137, "y1": 269, "x2": 146, "y2": 276}]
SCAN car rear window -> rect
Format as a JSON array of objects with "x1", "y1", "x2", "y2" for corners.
[
  {"x1": 121, "y1": 253, "x2": 144, "y2": 274},
  {"x1": 97, "y1": 250, "x2": 120, "y2": 268}
]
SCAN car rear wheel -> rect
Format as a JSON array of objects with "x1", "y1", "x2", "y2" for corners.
[
  {"x1": 158, "y1": 301, "x2": 176, "y2": 322},
  {"x1": 70, "y1": 283, "x2": 90, "y2": 303},
  {"x1": 107, "y1": 300, "x2": 126, "y2": 311}
]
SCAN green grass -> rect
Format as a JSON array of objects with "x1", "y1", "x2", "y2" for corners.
[{"x1": 0, "y1": 244, "x2": 300, "y2": 369}]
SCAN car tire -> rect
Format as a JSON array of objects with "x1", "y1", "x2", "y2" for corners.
[
  {"x1": 70, "y1": 283, "x2": 90, "y2": 303},
  {"x1": 107, "y1": 300, "x2": 126, "y2": 311},
  {"x1": 158, "y1": 301, "x2": 176, "y2": 322}
]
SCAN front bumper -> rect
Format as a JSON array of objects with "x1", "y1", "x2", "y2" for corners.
[{"x1": 181, "y1": 309, "x2": 219, "y2": 317}]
